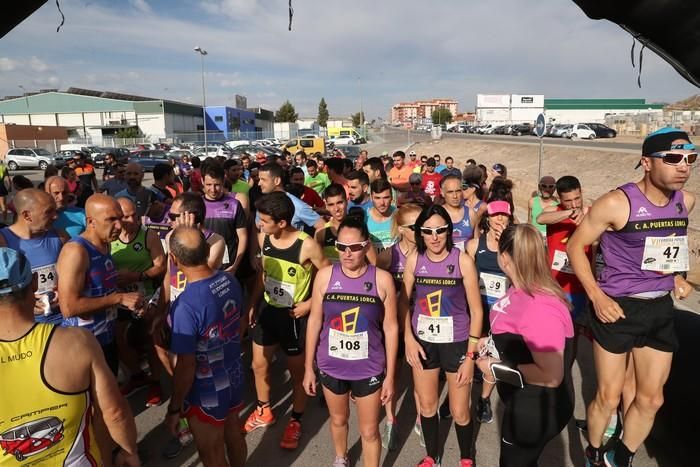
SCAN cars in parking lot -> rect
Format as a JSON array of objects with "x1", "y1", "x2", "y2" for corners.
[
  {"x1": 330, "y1": 135, "x2": 357, "y2": 145},
  {"x1": 584, "y1": 123, "x2": 617, "y2": 138},
  {"x1": 549, "y1": 124, "x2": 572, "y2": 138},
  {"x1": 4, "y1": 148, "x2": 64, "y2": 170},
  {"x1": 510, "y1": 123, "x2": 533, "y2": 136},
  {"x1": 333, "y1": 145, "x2": 361, "y2": 160},
  {"x1": 92, "y1": 147, "x2": 130, "y2": 166},
  {"x1": 128, "y1": 150, "x2": 171, "y2": 171}
]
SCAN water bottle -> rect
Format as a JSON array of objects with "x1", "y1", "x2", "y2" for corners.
[{"x1": 177, "y1": 418, "x2": 194, "y2": 446}]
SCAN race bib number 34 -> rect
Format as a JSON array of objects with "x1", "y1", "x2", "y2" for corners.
[
  {"x1": 642, "y1": 236, "x2": 689, "y2": 273},
  {"x1": 33, "y1": 264, "x2": 57, "y2": 294},
  {"x1": 417, "y1": 315, "x2": 454, "y2": 343},
  {"x1": 265, "y1": 277, "x2": 295, "y2": 308},
  {"x1": 329, "y1": 329, "x2": 369, "y2": 360}
]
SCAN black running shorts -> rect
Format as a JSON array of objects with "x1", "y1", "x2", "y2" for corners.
[
  {"x1": 590, "y1": 293, "x2": 677, "y2": 354},
  {"x1": 418, "y1": 339, "x2": 467, "y2": 373},
  {"x1": 319, "y1": 371, "x2": 384, "y2": 398},
  {"x1": 251, "y1": 304, "x2": 306, "y2": 356}
]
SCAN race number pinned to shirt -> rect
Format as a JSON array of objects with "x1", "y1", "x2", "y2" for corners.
[
  {"x1": 479, "y1": 272, "x2": 508, "y2": 299},
  {"x1": 642, "y1": 236, "x2": 689, "y2": 273},
  {"x1": 33, "y1": 264, "x2": 57, "y2": 294},
  {"x1": 551, "y1": 249, "x2": 575, "y2": 274},
  {"x1": 265, "y1": 276, "x2": 295, "y2": 308},
  {"x1": 417, "y1": 314, "x2": 454, "y2": 343},
  {"x1": 328, "y1": 329, "x2": 369, "y2": 360}
]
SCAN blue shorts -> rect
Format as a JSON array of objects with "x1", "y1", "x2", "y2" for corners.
[{"x1": 566, "y1": 292, "x2": 588, "y2": 324}]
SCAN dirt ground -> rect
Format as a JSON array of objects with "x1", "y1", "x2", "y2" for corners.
[{"x1": 412, "y1": 138, "x2": 700, "y2": 283}]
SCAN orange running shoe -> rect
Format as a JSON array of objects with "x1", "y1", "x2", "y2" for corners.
[
  {"x1": 243, "y1": 405, "x2": 276, "y2": 433},
  {"x1": 279, "y1": 419, "x2": 302, "y2": 450}
]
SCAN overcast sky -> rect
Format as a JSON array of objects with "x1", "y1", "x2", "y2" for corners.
[{"x1": 1, "y1": 0, "x2": 697, "y2": 119}]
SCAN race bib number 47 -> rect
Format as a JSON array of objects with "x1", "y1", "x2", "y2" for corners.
[{"x1": 642, "y1": 236, "x2": 689, "y2": 273}]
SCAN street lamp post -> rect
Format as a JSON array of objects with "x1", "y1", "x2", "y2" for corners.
[
  {"x1": 358, "y1": 76, "x2": 364, "y2": 137},
  {"x1": 194, "y1": 46, "x2": 208, "y2": 155}
]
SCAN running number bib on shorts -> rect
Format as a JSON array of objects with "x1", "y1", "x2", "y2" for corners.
[
  {"x1": 642, "y1": 236, "x2": 689, "y2": 273},
  {"x1": 551, "y1": 249, "x2": 575, "y2": 274},
  {"x1": 479, "y1": 272, "x2": 507, "y2": 299},
  {"x1": 265, "y1": 277, "x2": 295, "y2": 308},
  {"x1": 417, "y1": 314, "x2": 454, "y2": 343},
  {"x1": 33, "y1": 264, "x2": 57, "y2": 294},
  {"x1": 328, "y1": 329, "x2": 369, "y2": 360}
]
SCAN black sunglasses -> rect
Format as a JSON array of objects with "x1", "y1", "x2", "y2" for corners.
[{"x1": 168, "y1": 212, "x2": 181, "y2": 221}]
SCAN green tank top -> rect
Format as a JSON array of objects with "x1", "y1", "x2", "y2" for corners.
[
  {"x1": 110, "y1": 227, "x2": 156, "y2": 296},
  {"x1": 531, "y1": 196, "x2": 557, "y2": 236},
  {"x1": 321, "y1": 221, "x2": 340, "y2": 263},
  {"x1": 262, "y1": 231, "x2": 313, "y2": 308}
]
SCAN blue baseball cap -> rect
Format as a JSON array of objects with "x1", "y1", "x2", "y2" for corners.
[
  {"x1": 0, "y1": 247, "x2": 33, "y2": 295},
  {"x1": 636, "y1": 127, "x2": 693, "y2": 168}
]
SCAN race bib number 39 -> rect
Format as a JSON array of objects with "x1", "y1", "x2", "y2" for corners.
[
  {"x1": 328, "y1": 329, "x2": 369, "y2": 360},
  {"x1": 417, "y1": 314, "x2": 454, "y2": 343},
  {"x1": 479, "y1": 272, "x2": 508, "y2": 299},
  {"x1": 642, "y1": 236, "x2": 689, "y2": 273},
  {"x1": 265, "y1": 277, "x2": 295, "y2": 308},
  {"x1": 551, "y1": 249, "x2": 575, "y2": 274}
]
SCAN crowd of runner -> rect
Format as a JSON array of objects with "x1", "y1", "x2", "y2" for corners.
[{"x1": 0, "y1": 127, "x2": 695, "y2": 467}]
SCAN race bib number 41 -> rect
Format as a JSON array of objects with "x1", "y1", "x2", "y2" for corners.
[
  {"x1": 328, "y1": 329, "x2": 369, "y2": 360},
  {"x1": 417, "y1": 314, "x2": 454, "y2": 343},
  {"x1": 642, "y1": 236, "x2": 689, "y2": 273},
  {"x1": 265, "y1": 277, "x2": 295, "y2": 308}
]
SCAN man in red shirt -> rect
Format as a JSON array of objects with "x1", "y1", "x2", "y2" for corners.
[
  {"x1": 290, "y1": 167, "x2": 324, "y2": 210},
  {"x1": 421, "y1": 157, "x2": 443, "y2": 200}
]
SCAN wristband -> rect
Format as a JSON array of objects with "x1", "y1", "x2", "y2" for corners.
[
  {"x1": 167, "y1": 405, "x2": 182, "y2": 415},
  {"x1": 466, "y1": 351, "x2": 478, "y2": 361},
  {"x1": 468, "y1": 335, "x2": 480, "y2": 344}
]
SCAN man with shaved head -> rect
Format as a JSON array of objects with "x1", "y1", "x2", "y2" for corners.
[
  {"x1": 57, "y1": 194, "x2": 145, "y2": 373},
  {"x1": 45, "y1": 175, "x2": 87, "y2": 238},
  {"x1": 0, "y1": 188, "x2": 69, "y2": 324},
  {"x1": 163, "y1": 226, "x2": 247, "y2": 467},
  {"x1": 115, "y1": 162, "x2": 163, "y2": 218}
]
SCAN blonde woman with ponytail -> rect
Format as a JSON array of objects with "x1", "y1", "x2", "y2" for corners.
[{"x1": 476, "y1": 223, "x2": 574, "y2": 466}]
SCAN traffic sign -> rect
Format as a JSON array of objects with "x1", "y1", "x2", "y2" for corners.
[{"x1": 535, "y1": 113, "x2": 546, "y2": 138}]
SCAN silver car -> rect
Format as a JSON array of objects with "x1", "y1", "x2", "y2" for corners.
[{"x1": 4, "y1": 148, "x2": 60, "y2": 170}]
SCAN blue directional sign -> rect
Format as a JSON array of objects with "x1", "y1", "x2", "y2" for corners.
[{"x1": 535, "y1": 113, "x2": 546, "y2": 138}]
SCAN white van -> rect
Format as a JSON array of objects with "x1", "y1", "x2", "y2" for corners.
[{"x1": 59, "y1": 144, "x2": 91, "y2": 153}]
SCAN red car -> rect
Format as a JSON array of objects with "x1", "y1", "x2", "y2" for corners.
[{"x1": 0, "y1": 416, "x2": 64, "y2": 462}]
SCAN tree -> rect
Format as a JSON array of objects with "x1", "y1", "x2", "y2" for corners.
[
  {"x1": 317, "y1": 98, "x2": 329, "y2": 128},
  {"x1": 351, "y1": 111, "x2": 365, "y2": 128},
  {"x1": 116, "y1": 127, "x2": 142, "y2": 138},
  {"x1": 431, "y1": 108, "x2": 453, "y2": 125},
  {"x1": 275, "y1": 100, "x2": 298, "y2": 122}
]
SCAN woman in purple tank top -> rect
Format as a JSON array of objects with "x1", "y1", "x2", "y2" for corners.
[
  {"x1": 304, "y1": 217, "x2": 398, "y2": 467},
  {"x1": 399, "y1": 204, "x2": 484, "y2": 467},
  {"x1": 376, "y1": 203, "x2": 423, "y2": 449}
]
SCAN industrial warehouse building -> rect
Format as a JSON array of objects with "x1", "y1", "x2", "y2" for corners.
[
  {"x1": 475, "y1": 94, "x2": 664, "y2": 124},
  {"x1": 0, "y1": 88, "x2": 205, "y2": 145}
]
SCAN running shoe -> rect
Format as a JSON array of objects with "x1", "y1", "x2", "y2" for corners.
[
  {"x1": 414, "y1": 422, "x2": 426, "y2": 447},
  {"x1": 459, "y1": 460, "x2": 474, "y2": 467},
  {"x1": 381, "y1": 422, "x2": 398, "y2": 451},
  {"x1": 161, "y1": 437, "x2": 182, "y2": 459},
  {"x1": 243, "y1": 406, "x2": 276, "y2": 433},
  {"x1": 119, "y1": 373, "x2": 150, "y2": 397},
  {"x1": 280, "y1": 419, "x2": 302, "y2": 450},
  {"x1": 145, "y1": 383, "x2": 163, "y2": 407},
  {"x1": 584, "y1": 446, "x2": 605, "y2": 467},
  {"x1": 438, "y1": 398, "x2": 451, "y2": 419},
  {"x1": 332, "y1": 455, "x2": 349, "y2": 467},
  {"x1": 603, "y1": 450, "x2": 619, "y2": 467},
  {"x1": 476, "y1": 397, "x2": 493, "y2": 424},
  {"x1": 416, "y1": 456, "x2": 440, "y2": 467}
]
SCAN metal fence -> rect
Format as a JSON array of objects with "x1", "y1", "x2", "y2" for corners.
[{"x1": 605, "y1": 110, "x2": 700, "y2": 136}]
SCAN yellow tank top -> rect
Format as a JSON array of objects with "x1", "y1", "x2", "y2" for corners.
[
  {"x1": 0, "y1": 324, "x2": 101, "y2": 466},
  {"x1": 262, "y1": 232, "x2": 313, "y2": 308}
]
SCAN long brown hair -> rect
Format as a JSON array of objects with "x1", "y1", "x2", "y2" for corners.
[{"x1": 498, "y1": 223, "x2": 570, "y2": 308}]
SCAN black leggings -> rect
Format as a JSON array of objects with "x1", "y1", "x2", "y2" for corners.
[{"x1": 499, "y1": 384, "x2": 573, "y2": 467}]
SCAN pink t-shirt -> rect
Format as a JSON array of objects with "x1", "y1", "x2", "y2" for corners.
[{"x1": 490, "y1": 288, "x2": 574, "y2": 353}]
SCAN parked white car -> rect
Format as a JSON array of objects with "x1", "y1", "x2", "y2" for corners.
[
  {"x1": 225, "y1": 140, "x2": 250, "y2": 149},
  {"x1": 567, "y1": 124, "x2": 596, "y2": 139},
  {"x1": 331, "y1": 135, "x2": 357, "y2": 145},
  {"x1": 4, "y1": 148, "x2": 60, "y2": 170}
]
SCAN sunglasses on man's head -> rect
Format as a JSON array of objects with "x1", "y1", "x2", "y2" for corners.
[
  {"x1": 419, "y1": 225, "x2": 450, "y2": 236},
  {"x1": 649, "y1": 152, "x2": 697, "y2": 166},
  {"x1": 335, "y1": 240, "x2": 369, "y2": 252},
  {"x1": 539, "y1": 184, "x2": 555, "y2": 189}
]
